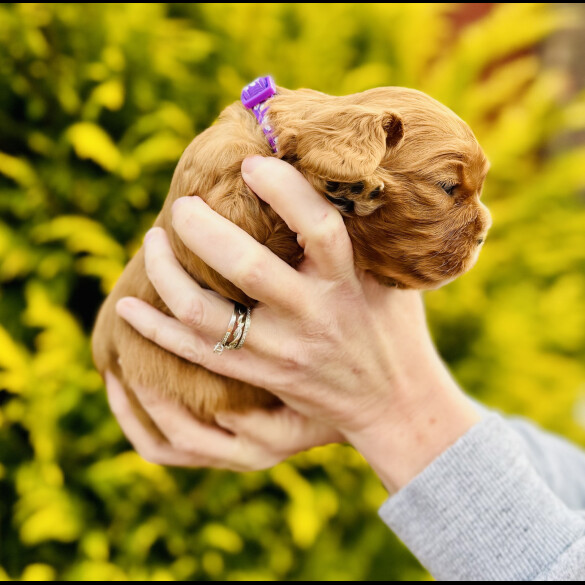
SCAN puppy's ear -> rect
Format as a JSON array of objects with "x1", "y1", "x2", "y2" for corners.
[{"x1": 285, "y1": 106, "x2": 404, "y2": 181}]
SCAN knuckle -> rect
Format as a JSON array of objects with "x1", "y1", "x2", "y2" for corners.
[
  {"x1": 288, "y1": 288, "x2": 313, "y2": 318},
  {"x1": 143, "y1": 322, "x2": 161, "y2": 345},
  {"x1": 310, "y1": 213, "x2": 346, "y2": 250},
  {"x1": 176, "y1": 296, "x2": 205, "y2": 329},
  {"x1": 177, "y1": 337, "x2": 202, "y2": 364},
  {"x1": 235, "y1": 254, "x2": 267, "y2": 290},
  {"x1": 300, "y1": 307, "x2": 333, "y2": 339},
  {"x1": 277, "y1": 339, "x2": 310, "y2": 372},
  {"x1": 169, "y1": 434, "x2": 192, "y2": 453},
  {"x1": 299, "y1": 316, "x2": 343, "y2": 361}
]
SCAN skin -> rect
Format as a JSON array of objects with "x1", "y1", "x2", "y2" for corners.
[{"x1": 108, "y1": 156, "x2": 480, "y2": 493}]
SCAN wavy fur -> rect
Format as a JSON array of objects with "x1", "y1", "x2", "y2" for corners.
[{"x1": 92, "y1": 86, "x2": 491, "y2": 426}]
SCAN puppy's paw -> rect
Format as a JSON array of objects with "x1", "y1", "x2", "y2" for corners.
[{"x1": 321, "y1": 178, "x2": 385, "y2": 217}]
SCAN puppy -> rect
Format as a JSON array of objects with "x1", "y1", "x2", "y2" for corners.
[{"x1": 92, "y1": 80, "x2": 491, "y2": 426}]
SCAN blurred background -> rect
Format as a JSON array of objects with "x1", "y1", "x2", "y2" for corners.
[{"x1": 1, "y1": 3, "x2": 585, "y2": 580}]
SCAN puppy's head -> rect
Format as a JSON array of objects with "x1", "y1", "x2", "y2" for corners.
[{"x1": 270, "y1": 87, "x2": 491, "y2": 288}]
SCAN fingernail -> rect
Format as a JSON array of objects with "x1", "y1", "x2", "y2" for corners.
[
  {"x1": 215, "y1": 412, "x2": 237, "y2": 429},
  {"x1": 105, "y1": 371, "x2": 127, "y2": 411},
  {"x1": 143, "y1": 227, "x2": 160, "y2": 244},
  {"x1": 242, "y1": 155, "x2": 265, "y2": 175},
  {"x1": 105, "y1": 370, "x2": 119, "y2": 397},
  {"x1": 116, "y1": 297, "x2": 140, "y2": 317},
  {"x1": 172, "y1": 195, "x2": 203, "y2": 215},
  {"x1": 171, "y1": 196, "x2": 188, "y2": 214}
]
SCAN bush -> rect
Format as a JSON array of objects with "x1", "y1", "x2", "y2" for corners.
[{"x1": 1, "y1": 3, "x2": 584, "y2": 580}]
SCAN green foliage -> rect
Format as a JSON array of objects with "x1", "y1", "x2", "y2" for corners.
[{"x1": 1, "y1": 2, "x2": 584, "y2": 580}]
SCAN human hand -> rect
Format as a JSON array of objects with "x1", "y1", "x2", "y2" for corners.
[
  {"x1": 105, "y1": 371, "x2": 343, "y2": 471},
  {"x1": 116, "y1": 156, "x2": 480, "y2": 492}
]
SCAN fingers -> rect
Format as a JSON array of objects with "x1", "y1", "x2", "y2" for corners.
[
  {"x1": 241, "y1": 156, "x2": 356, "y2": 282},
  {"x1": 140, "y1": 228, "x2": 286, "y2": 357},
  {"x1": 105, "y1": 371, "x2": 222, "y2": 468},
  {"x1": 143, "y1": 227, "x2": 236, "y2": 341},
  {"x1": 105, "y1": 372, "x2": 330, "y2": 471},
  {"x1": 171, "y1": 196, "x2": 307, "y2": 313},
  {"x1": 115, "y1": 297, "x2": 276, "y2": 390},
  {"x1": 216, "y1": 407, "x2": 345, "y2": 451},
  {"x1": 127, "y1": 381, "x2": 240, "y2": 461}
]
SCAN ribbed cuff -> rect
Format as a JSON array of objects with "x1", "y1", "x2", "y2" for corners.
[{"x1": 379, "y1": 414, "x2": 585, "y2": 581}]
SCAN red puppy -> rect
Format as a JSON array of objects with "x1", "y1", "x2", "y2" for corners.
[{"x1": 93, "y1": 81, "x2": 491, "y2": 427}]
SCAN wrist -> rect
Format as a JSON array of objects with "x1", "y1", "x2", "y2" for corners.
[{"x1": 345, "y1": 379, "x2": 481, "y2": 494}]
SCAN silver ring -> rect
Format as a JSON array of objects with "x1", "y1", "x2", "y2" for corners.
[
  {"x1": 213, "y1": 303, "x2": 251, "y2": 354},
  {"x1": 213, "y1": 307, "x2": 238, "y2": 354},
  {"x1": 227, "y1": 306, "x2": 247, "y2": 349},
  {"x1": 235, "y1": 307, "x2": 251, "y2": 349}
]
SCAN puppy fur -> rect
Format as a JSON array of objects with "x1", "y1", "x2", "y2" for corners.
[{"x1": 92, "y1": 86, "x2": 491, "y2": 427}]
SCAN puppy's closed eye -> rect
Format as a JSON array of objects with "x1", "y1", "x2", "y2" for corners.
[{"x1": 439, "y1": 182, "x2": 458, "y2": 197}]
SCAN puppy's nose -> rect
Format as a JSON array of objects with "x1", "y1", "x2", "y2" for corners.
[{"x1": 479, "y1": 203, "x2": 492, "y2": 229}]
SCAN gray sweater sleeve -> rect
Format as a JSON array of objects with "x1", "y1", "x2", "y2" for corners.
[
  {"x1": 471, "y1": 401, "x2": 585, "y2": 510},
  {"x1": 378, "y1": 414, "x2": 585, "y2": 581},
  {"x1": 498, "y1": 413, "x2": 585, "y2": 511}
]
